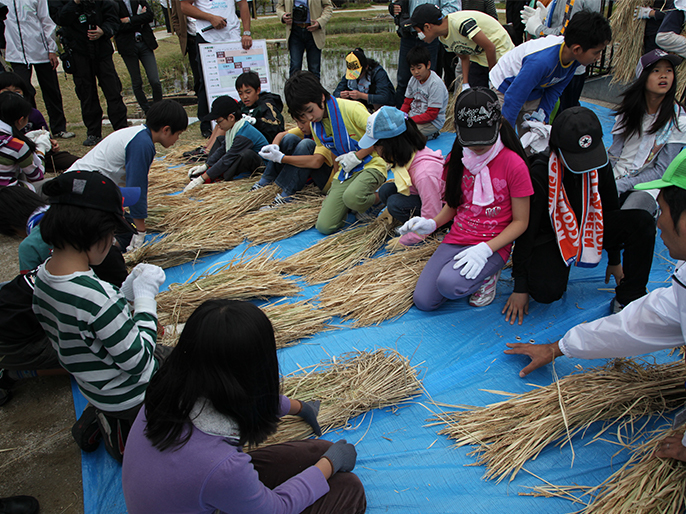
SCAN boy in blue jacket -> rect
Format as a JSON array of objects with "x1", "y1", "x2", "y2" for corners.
[{"x1": 489, "y1": 10, "x2": 612, "y2": 133}]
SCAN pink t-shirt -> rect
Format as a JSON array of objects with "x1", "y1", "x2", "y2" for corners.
[{"x1": 443, "y1": 147, "x2": 533, "y2": 261}]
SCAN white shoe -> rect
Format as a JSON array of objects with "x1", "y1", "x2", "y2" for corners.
[{"x1": 469, "y1": 270, "x2": 500, "y2": 307}]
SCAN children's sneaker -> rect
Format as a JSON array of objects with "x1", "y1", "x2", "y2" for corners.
[
  {"x1": 259, "y1": 193, "x2": 292, "y2": 210},
  {"x1": 610, "y1": 297, "x2": 625, "y2": 314},
  {"x1": 96, "y1": 410, "x2": 130, "y2": 463},
  {"x1": 250, "y1": 182, "x2": 265, "y2": 192},
  {"x1": 182, "y1": 146, "x2": 206, "y2": 158},
  {"x1": 72, "y1": 404, "x2": 102, "y2": 452},
  {"x1": 355, "y1": 203, "x2": 384, "y2": 222},
  {"x1": 469, "y1": 270, "x2": 501, "y2": 307}
]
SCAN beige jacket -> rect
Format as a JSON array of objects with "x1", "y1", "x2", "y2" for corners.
[{"x1": 276, "y1": 0, "x2": 334, "y2": 50}]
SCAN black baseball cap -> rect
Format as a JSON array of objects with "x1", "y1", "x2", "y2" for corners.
[
  {"x1": 454, "y1": 87, "x2": 502, "y2": 146},
  {"x1": 635, "y1": 49, "x2": 682, "y2": 79},
  {"x1": 43, "y1": 171, "x2": 138, "y2": 233},
  {"x1": 201, "y1": 95, "x2": 241, "y2": 122},
  {"x1": 409, "y1": 3, "x2": 443, "y2": 28},
  {"x1": 550, "y1": 106, "x2": 608, "y2": 174}
]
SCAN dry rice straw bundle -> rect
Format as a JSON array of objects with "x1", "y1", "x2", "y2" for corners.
[
  {"x1": 124, "y1": 227, "x2": 243, "y2": 269},
  {"x1": 145, "y1": 195, "x2": 196, "y2": 232},
  {"x1": 317, "y1": 238, "x2": 439, "y2": 326},
  {"x1": 609, "y1": 0, "x2": 652, "y2": 85},
  {"x1": 281, "y1": 216, "x2": 397, "y2": 284},
  {"x1": 160, "y1": 299, "x2": 334, "y2": 349},
  {"x1": 252, "y1": 348, "x2": 423, "y2": 449},
  {"x1": 428, "y1": 358, "x2": 686, "y2": 483},
  {"x1": 156, "y1": 248, "x2": 301, "y2": 325},
  {"x1": 159, "y1": 183, "x2": 280, "y2": 231},
  {"x1": 147, "y1": 160, "x2": 189, "y2": 197},
  {"x1": 522, "y1": 427, "x2": 686, "y2": 513},
  {"x1": 241, "y1": 192, "x2": 325, "y2": 245}
]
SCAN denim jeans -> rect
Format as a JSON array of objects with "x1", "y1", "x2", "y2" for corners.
[
  {"x1": 121, "y1": 40, "x2": 163, "y2": 113},
  {"x1": 288, "y1": 25, "x2": 321, "y2": 79},
  {"x1": 262, "y1": 134, "x2": 331, "y2": 196},
  {"x1": 395, "y1": 37, "x2": 439, "y2": 108},
  {"x1": 378, "y1": 182, "x2": 422, "y2": 222}
]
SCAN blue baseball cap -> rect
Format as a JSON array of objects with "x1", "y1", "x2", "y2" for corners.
[{"x1": 358, "y1": 106, "x2": 408, "y2": 149}]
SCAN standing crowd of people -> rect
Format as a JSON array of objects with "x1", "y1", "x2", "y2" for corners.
[{"x1": 5, "y1": 0, "x2": 686, "y2": 513}]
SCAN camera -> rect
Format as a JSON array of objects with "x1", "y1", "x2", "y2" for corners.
[{"x1": 292, "y1": 4, "x2": 308, "y2": 23}]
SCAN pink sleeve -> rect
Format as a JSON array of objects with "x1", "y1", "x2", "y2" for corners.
[{"x1": 506, "y1": 155, "x2": 534, "y2": 198}]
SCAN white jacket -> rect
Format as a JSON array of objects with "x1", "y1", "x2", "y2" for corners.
[
  {"x1": 559, "y1": 262, "x2": 686, "y2": 359},
  {"x1": 2, "y1": 0, "x2": 57, "y2": 64}
]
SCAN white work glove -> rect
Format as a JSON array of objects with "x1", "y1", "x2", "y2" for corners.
[
  {"x1": 188, "y1": 163, "x2": 208, "y2": 180},
  {"x1": 461, "y1": 83, "x2": 470, "y2": 91},
  {"x1": 132, "y1": 264, "x2": 166, "y2": 300},
  {"x1": 398, "y1": 216, "x2": 437, "y2": 236},
  {"x1": 259, "y1": 144, "x2": 284, "y2": 163},
  {"x1": 120, "y1": 263, "x2": 158, "y2": 301},
  {"x1": 34, "y1": 132, "x2": 52, "y2": 155},
  {"x1": 524, "y1": 108, "x2": 546, "y2": 123},
  {"x1": 184, "y1": 175, "x2": 205, "y2": 193},
  {"x1": 523, "y1": 1, "x2": 547, "y2": 35},
  {"x1": 634, "y1": 6, "x2": 652, "y2": 19},
  {"x1": 126, "y1": 231, "x2": 146, "y2": 253},
  {"x1": 242, "y1": 114, "x2": 257, "y2": 125},
  {"x1": 453, "y1": 242, "x2": 493, "y2": 279},
  {"x1": 336, "y1": 151, "x2": 363, "y2": 173}
]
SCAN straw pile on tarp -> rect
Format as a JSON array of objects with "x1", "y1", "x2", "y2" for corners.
[
  {"x1": 241, "y1": 191, "x2": 325, "y2": 246},
  {"x1": 317, "y1": 238, "x2": 439, "y2": 326},
  {"x1": 281, "y1": 216, "x2": 397, "y2": 284},
  {"x1": 124, "y1": 227, "x2": 244, "y2": 269},
  {"x1": 160, "y1": 299, "x2": 334, "y2": 349},
  {"x1": 609, "y1": 0, "x2": 651, "y2": 85},
  {"x1": 428, "y1": 358, "x2": 686, "y2": 483},
  {"x1": 251, "y1": 348, "x2": 424, "y2": 449},
  {"x1": 145, "y1": 194, "x2": 196, "y2": 232},
  {"x1": 156, "y1": 248, "x2": 301, "y2": 325},
  {"x1": 522, "y1": 427, "x2": 686, "y2": 513},
  {"x1": 147, "y1": 159, "x2": 189, "y2": 197}
]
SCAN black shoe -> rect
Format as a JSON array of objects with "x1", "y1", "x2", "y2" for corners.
[
  {"x1": 183, "y1": 146, "x2": 207, "y2": 158},
  {"x1": 0, "y1": 495, "x2": 39, "y2": 514},
  {"x1": 0, "y1": 388, "x2": 12, "y2": 407},
  {"x1": 72, "y1": 405, "x2": 102, "y2": 452},
  {"x1": 83, "y1": 135, "x2": 102, "y2": 146},
  {"x1": 95, "y1": 410, "x2": 129, "y2": 463}
]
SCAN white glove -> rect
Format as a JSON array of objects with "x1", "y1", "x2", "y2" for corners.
[
  {"x1": 398, "y1": 216, "x2": 437, "y2": 236},
  {"x1": 453, "y1": 242, "x2": 493, "y2": 279},
  {"x1": 259, "y1": 144, "x2": 284, "y2": 163},
  {"x1": 242, "y1": 114, "x2": 257, "y2": 125},
  {"x1": 126, "y1": 231, "x2": 146, "y2": 253},
  {"x1": 524, "y1": 1, "x2": 547, "y2": 35},
  {"x1": 188, "y1": 163, "x2": 208, "y2": 180},
  {"x1": 520, "y1": 4, "x2": 536, "y2": 22},
  {"x1": 184, "y1": 175, "x2": 205, "y2": 193},
  {"x1": 120, "y1": 263, "x2": 158, "y2": 301},
  {"x1": 132, "y1": 264, "x2": 166, "y2": 299},
  {"x1": 34, "y1": 132, "x2": 52, "y2": 155},
  {"x1": 461, "y1": 83, "x2": 470, "y2": 91},
  {"x1": 524, "y1": 108, "x2": 546, "y2": 123},
  {"x1": 336, "y1": 151, "x2": 363, "y2": 173},
  {"x1": 634, "y1": 6, "x2": 652, "y2": 19}
]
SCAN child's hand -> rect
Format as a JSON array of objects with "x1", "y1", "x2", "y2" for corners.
[
  {"x1": 453, "y1": 242, "x2": 492, "y2": 279},
  {"x1": 336, "y1": 151, "x2": 362, "y2": 173},
  {"x1": 132, "y1": 264, "x2": 166, "y2": 299},
  {"x1": 605, "y1": 264, "x2": 624, "y2": 286},
  {"x1": 295, "y1": 400, "x2": 322, "y2": 436},
  {"x1": 188, "y1": 163, "x2": 208, "y2": 179},
  {"x1": 259, "y1": 144, "x2": 284, "y2": 163},
  {"x1": 502, "y1": 292, "x2": 529, "y2": 325},
  {"x1": 398, "y1": 216, "x2": 436, "y2": 236}
]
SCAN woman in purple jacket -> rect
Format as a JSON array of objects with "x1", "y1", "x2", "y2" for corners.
[{"x1": 122, "y1": 299, "x2": 366, "y2": 514}]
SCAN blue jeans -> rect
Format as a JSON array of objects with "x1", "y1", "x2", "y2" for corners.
[
  {"x1": 121, "y1": 40, "x2": 162, "y2": 113},
  {"x1": 395, "y1": 37, "x2": 439, "y2": 108},
  {"x1": 261, "y1": 134, "x2": 331, "y2": 196},
  {"x1": 378, "y1": 182, "x2": 421, "y2": 223},
  {"x1": 288, "y1": 25, "x2": 321, "y2": 79}
]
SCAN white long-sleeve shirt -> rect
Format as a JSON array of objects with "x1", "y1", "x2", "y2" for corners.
[
  {"x1": 559, "y1": 262, "x2": 686, "y2": 359},
  {"x1": 2, "y1": 0, "x2": 57, "y2": 64}
]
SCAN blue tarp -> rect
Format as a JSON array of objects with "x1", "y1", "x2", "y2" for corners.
[{"x1": 73, "y1": 102, "x2": 680, "y2": 513}]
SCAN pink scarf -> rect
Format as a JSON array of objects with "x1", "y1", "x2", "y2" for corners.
[{"x1": 461, "y1": 136, "x2": 504, "y2": 206}]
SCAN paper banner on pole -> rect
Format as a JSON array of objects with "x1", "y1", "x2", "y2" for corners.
[{"x1": 199, "y1": 39, "x2": 272, "y2": 107}]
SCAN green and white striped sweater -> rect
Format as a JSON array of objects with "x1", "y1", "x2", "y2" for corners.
[{"x1": 32, "y1": 264, "x2": 159, "y2": 412}]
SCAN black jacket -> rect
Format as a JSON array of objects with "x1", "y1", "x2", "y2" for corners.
[
  {"x1": 58, "y1": 0, "x2": 120, "y2": 58},
  {"x1": 114, "y1": 0, "x2": 158, "y2": 55},
  {"x1": 511, "y1": 151, "x2": 621, "y2": 293}
]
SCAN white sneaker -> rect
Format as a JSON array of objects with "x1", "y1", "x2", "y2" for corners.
[{"x1": 469, "y1": 270, "x2": 500, "y2": 307}]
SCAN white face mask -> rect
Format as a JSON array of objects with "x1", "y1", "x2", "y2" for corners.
[{"x1": 416, "y1": 31, "x2": 426, "y2": 41}]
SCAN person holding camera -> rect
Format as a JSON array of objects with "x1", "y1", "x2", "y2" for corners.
[
  {"x1": 391, "y1": 0, "x2": 461, "y2": 108},
  {"x1": 276, "y1": 0, "x2": 334, "y2": 79},
  {"x1": 57, "y1": 0, "x2": 129, "y2": 146}
]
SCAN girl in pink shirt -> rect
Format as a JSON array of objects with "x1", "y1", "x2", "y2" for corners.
[{"x1": 400, "y1": 87, "x2": 533, "y2": 308}]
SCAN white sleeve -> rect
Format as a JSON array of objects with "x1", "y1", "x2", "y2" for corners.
[
  {"x1": 559, "y1": 265, "x2": 686, "y2": 360},
  {"x1": 38, "y1": 0, "x2": 58, "y2": 54}
]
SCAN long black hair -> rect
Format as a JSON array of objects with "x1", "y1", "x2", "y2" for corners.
[
  {"x1": 374, "y1": 116, "x2": 426, "y2": 167},
  {"x1": 0, "y1": 91, "x2": 37, "y2": 153},
  {"x1": 443, "y1": 118, "x2": 527, "y2": 208},
  {"x1": 144, "y1": 300, "x2": 281, "y2": 451},
  {"x1": 613, "y1": 58, "x2": 681, "y2": 140}
]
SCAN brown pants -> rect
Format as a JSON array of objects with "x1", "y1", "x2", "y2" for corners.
[{"x1": 249, "y1": 440, "x2": 367, "y2": 513}]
